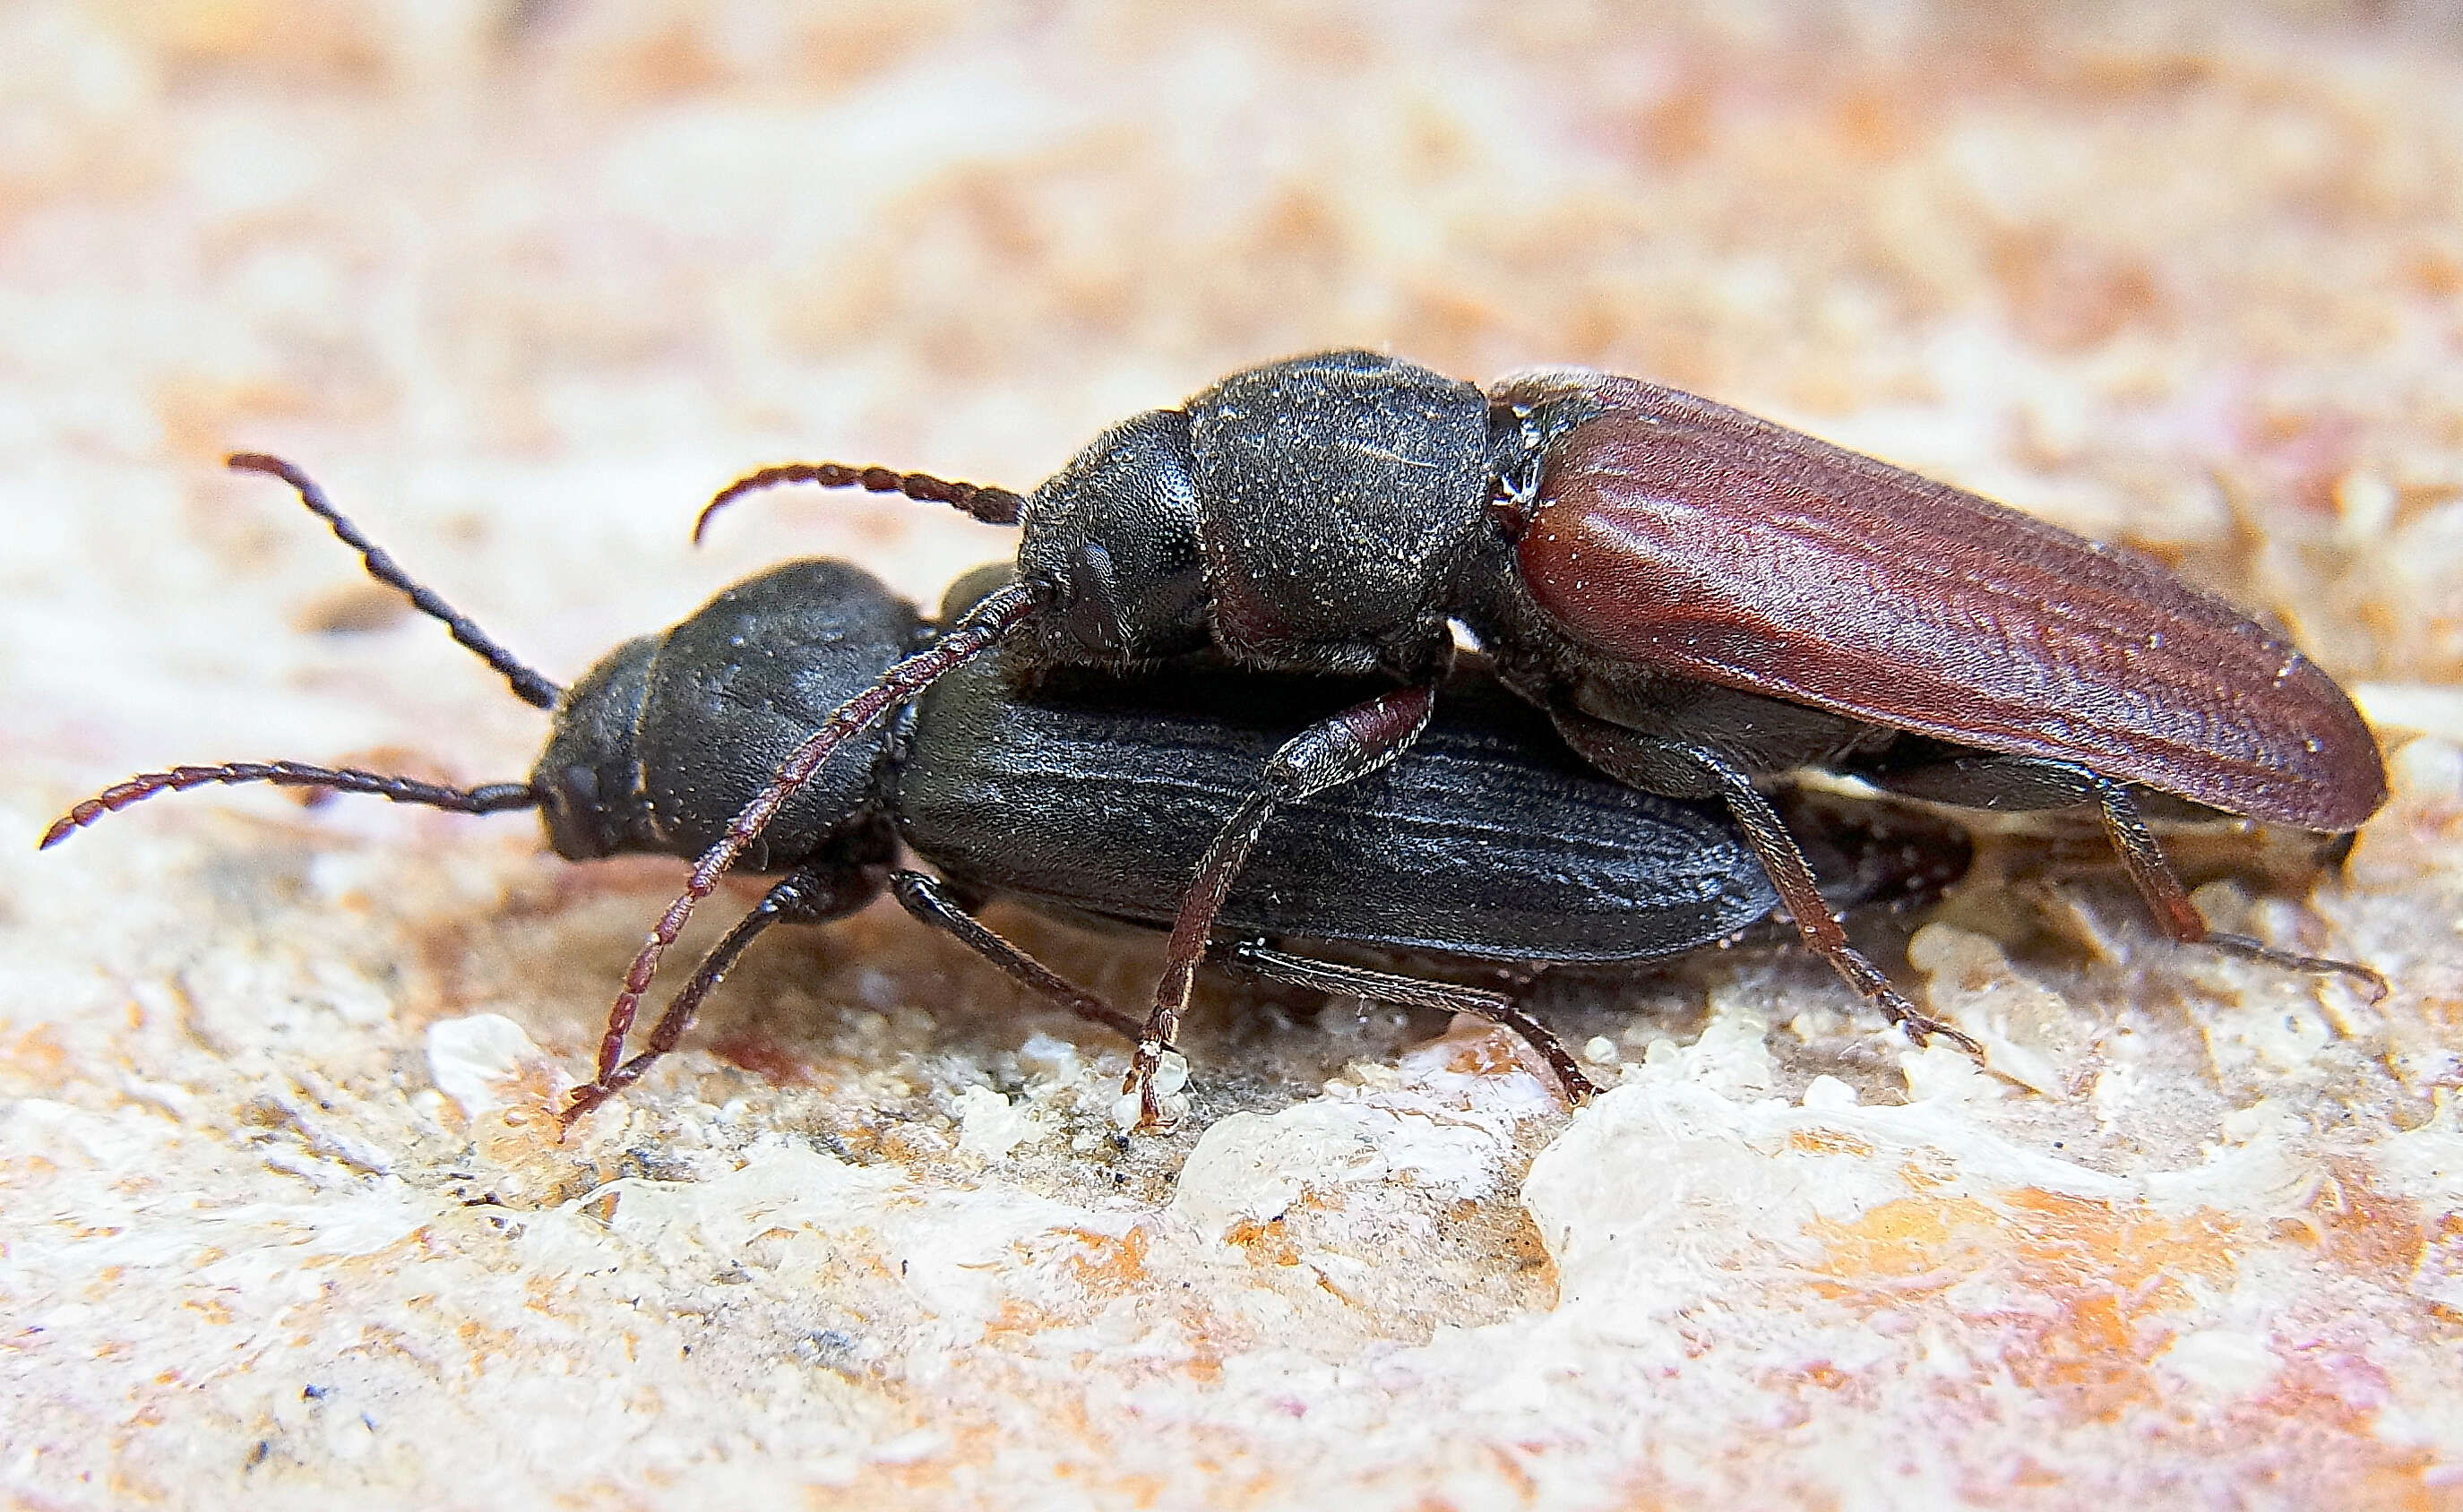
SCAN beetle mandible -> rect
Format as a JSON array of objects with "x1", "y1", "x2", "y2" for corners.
[{"x1": 652, "y1": 350, "x2": 2388, "y2": 1127}]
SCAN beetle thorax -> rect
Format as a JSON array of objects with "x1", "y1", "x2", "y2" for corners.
[
  {"x1": 1020, "y1": 351, "x2": 1499, "y2": 678},
  {"x1": 534, "y1": 560, "x2": 926, "y2": 871}
]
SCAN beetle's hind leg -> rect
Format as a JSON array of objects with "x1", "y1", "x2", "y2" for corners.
[
  {"x1": 1219, "y1": 941, "x2": 1599, "y2": 1104},
  {"x1": 2088, "y1": 773, "x2": 2388, "y2": 1001},
  {"x1": 1871, "y1": 753, "x2": 2387, "y2": 1001},
  {"x1": 1549, "y1": 712, "x2": 1984, "y2": 1058}
]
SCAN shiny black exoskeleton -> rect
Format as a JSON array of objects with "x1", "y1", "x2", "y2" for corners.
[{"x1": 42, "y1": 457, "x2": 1965, "y2": 1124}]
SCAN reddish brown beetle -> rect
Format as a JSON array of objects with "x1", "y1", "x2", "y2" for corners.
[
  {"x1": 608, "y1": 351, "x2": 2385, "y2": 1126},
  {"x1": 1494, "y1": 368, "x2": 2383, "y2": 834}
]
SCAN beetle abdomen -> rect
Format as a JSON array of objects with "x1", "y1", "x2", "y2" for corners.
[
  {"x1": 1513, "y1": 401, "x2": 2385, "y2": 831},
  {"x1": 896, "y1": 660, "x2": 1779, "y2": 963}
]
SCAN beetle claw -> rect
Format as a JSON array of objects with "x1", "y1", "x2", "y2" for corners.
[{"x1": 1882, "y1": 1001, "x2": 1985, "y2": 1060}]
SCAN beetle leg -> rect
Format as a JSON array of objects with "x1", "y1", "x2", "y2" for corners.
[
  {"x1": 562, "y1": 864, "x2": 874, "y2": 1128},
  {"x1": 891, "y1": 871, "x2": 1147, "y2": 1041},
  {"x1": 1874, "y1": 754, "x2": 2387, "y2": 1001},
  {"x1": 1551, "y1": 712, "x2": 1983, "y2": 1057},
  {"x1": 1126, "y1": 684, "x2": 1441, "y2": 1129},
  {"x1": 2088, "y1": 774, "x2": 2390, "y2": 1001},
  {"x1": 1218, "y1": 941, "x2": 1599, "y2": 1105}
]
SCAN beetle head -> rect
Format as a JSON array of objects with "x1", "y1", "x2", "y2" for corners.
[
  {"x1": 533, "y1": 635, "x2": 662, "y2": 862},
  {"x1": 1017, "y1": 408, "x2": 1210, "y2": 664}
]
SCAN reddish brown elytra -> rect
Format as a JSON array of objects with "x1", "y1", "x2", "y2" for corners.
[{"x1": 1498, "y1": 368, "x2": 2386, "y2": 833}]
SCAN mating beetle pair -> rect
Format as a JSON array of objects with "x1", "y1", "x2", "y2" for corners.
[
  {"x1": 667, "y1": 351, "x2": 2388, "y2": 1126},
  {"x1": 44, "y1": 457, "x2": 1964, "y2": 1122},
  {"x1": 47, "y1": 349, "x2": 2386, "y2": 1130}
]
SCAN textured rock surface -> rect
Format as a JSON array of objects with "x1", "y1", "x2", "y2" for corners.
[{"x1": 4, "y1": 3, "x2": 2462, "y2": 1507}]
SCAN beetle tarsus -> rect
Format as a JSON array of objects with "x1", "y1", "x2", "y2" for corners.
[
  {"x1": 1875, "y1": 994, "x2": 1985, "y2": 1058},
  {"x1": 2201, "y1": 932, "x2": 2390, "y2": 1004}
]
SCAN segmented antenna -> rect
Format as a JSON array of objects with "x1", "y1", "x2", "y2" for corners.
[
  {"x1": 693, "y1": 462, "x2": 1027, "y2": 544},
  {"x1": 576, "y1": 583, "x2": 1038, "y2": 1101},
  {"x1": 40, "y1": 763, "x2": 538, "y2": 849},
  {"x1": 227, "y1": 453, "x2": 564, "y2": 710}
]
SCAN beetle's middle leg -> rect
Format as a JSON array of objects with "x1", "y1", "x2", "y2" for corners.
[
  {"x1": 1869, "y1": 753, "x2": 2385, "y2": 999},
  {"x1": 891, "y1": 871, "x2": 1147, "y2": 1040}
]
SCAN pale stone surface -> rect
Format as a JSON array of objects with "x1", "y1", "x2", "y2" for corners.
[{"x1": 5, "y1": 4, "x2": 2463, "y2": 1508}]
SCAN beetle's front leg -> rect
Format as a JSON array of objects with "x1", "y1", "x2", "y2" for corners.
[
  {"x1": 1125, "y1": 683, "x2": 1440, "y2": 1129},
  {"x1": 563, "y1": 862, "x2": 882, "y2": 1127}
]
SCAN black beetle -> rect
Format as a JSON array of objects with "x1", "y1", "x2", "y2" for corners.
[
  {"x1": 681, "y1": 350, "x2": 2387, "y2": 1124},
  {"x1": 42, "y1": 455, "x2": 1965, "y2": 1125}
]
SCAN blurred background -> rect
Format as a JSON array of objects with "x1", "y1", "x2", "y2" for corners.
[{"x1": 5, "y1": 3, "x2": 2463, "y2": 1507}]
